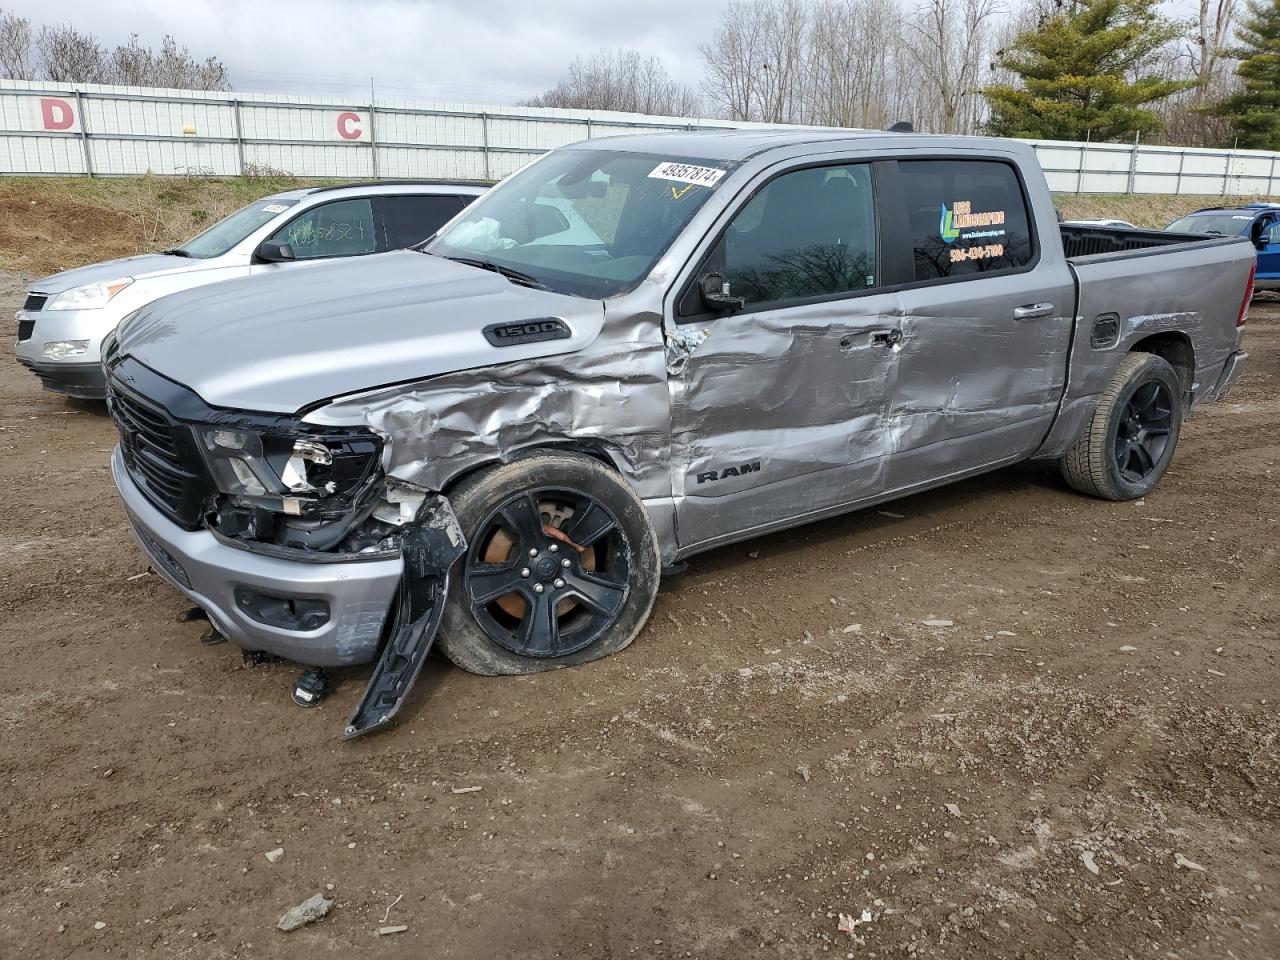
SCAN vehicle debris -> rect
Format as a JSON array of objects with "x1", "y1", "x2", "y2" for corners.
[
  {"x1": 837, "y1": 909, "x2": 875, "y2": 936},
  {"x1": 276, "y1": 893, "x2": 333, "y2": 932}
]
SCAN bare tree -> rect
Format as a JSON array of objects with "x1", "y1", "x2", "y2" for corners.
[
  {"x1": 0, "y1": 7, "x2": 33, "y2": 80},
  {"x1": 35, "y1": 23, "x2": 105, "y2": 83},
  {"x1": 906, "y1": 0, "x2": 1003, "y2": 134},
  {"x1": 525, "y1": 49, "x2": 700, "y2": 116},
  {"x1": 2, "y1": 18, "x2": 229, "y2": 89},
  {"x1": 110, "y1": 34, "x2": 229, "y2": 90},
  {"x1": 807, "y1": 0, "x2": 909, "y2": 128},
  {"x1": 1196, "y1": 0, "x2": 1236, "y2": 87},
  {"x1": 700, "y1": 0, "x2": 813, "y2": 122}
]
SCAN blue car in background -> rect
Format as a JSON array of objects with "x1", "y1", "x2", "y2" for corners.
[{"x1": 1167, "y1": 202, "x2": 1280, "y2": 293}]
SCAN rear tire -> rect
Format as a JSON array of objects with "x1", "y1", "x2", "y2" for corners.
[
  {"x1": 437, "y1": 452, "x2": 661, "y2": 676},
  {"x1": 1059, "y1": 352, "x2": 1183, "y2": 501}
]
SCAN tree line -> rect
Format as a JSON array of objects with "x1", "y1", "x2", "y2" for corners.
[
  {"x1": 1, "y1": 1, "x2": 1276, "y2": 150},
  {"x1": 527, "y1": 0, "x2": 1280, "y2": 150},
  {"x1": 0, "y1": 8, "x2": 228, "y2": 90}
]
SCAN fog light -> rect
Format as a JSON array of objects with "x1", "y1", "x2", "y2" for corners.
[{"x1": 41, "y1": 339, "x2": 90, "y2": 359}]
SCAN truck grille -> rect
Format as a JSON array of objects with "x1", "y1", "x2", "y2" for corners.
[
  {"x1": 107, "y1": 363, "x2": 211, "y2": 528},
  {"x1": 23, "y1": 293, "x2": 48, "y2": 312}
]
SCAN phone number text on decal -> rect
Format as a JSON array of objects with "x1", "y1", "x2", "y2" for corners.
[{"x1": 949, "y1": 243, "x2": 1004, "y2": 263}]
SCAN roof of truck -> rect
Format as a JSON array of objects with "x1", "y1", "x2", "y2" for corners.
[{"x1": 574, "y1": 129, "x2": 1024, "y2": 163}]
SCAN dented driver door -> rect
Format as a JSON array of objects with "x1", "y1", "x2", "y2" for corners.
[{"x1": 666, "y1": 160, "x2": 904, "y2": 552}]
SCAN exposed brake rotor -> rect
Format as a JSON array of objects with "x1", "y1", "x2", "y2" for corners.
[{"x1": 481, "y1": 497, "x2": 597, "y2": 618}]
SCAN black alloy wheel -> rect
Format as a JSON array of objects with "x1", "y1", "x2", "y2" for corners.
[
  {"x1": 1113, "y1": 380, "x2": 1174, "y2": 483},
  {"x1": 463, "y1": 488, "x2": 630, "y2": 659}
]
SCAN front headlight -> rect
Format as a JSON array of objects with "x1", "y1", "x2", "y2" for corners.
[
  {"x1": 195, "y1": 425, "x2": 381, "y2": 514},
  {"x1": 41, "y1": 339, "x2": 90, "y2": 359},
  {"x1": 47, "y1": 278, "x2": 133, "y2": 311}
]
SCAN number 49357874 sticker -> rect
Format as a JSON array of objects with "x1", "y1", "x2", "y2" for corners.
[{"x1": 648, "y1": 162, "x2": 726, "y2": 187}]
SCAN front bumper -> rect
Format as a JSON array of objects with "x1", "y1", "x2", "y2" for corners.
[
  {"x1": 16, "y1": 357, "x2": 106, "y2": 399},
  {"x1": 15, "y1": 303, "x2": 111, "y2": 398},
  {"x1": 111, "y1": 445, "x2": 403, "y2": 667}
]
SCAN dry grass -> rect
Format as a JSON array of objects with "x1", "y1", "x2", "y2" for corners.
[
  {"x1": 0, "y1": 175, "x2": 1273, "y2": 277},
  {"x1": 0, "y1": 174, "x2": 329, "y2": 276},
  {"x1": 1053, "y1": 192, "x2": 1275, "y2": 228}
]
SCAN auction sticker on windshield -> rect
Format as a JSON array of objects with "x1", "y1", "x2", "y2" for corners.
[
  {"x1": 262, "y1": 203, "x2": 291, "y2": 214},
  {"x1": 649, "y1": 162, "x2": 726, "y2": 188}
]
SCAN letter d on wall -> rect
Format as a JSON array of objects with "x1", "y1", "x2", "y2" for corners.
[{"x1": 38, "y1": 97, "x2": 78, "y2": 131}]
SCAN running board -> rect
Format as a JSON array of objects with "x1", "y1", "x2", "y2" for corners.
[{"x1": 343, "y1": 496, "x2": 466, "y2": 740}]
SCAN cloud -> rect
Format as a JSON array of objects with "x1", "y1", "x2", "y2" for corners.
[{"x1": 6, "y1": 0, "x2": 721, "y2": 102}]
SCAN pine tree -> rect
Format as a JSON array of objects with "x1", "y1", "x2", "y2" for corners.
[
  {"x1": 1211, "y1": 0, "x2": 1280, "y2": 148},
  {"x1": 983, "y1": 0, "x2": 1190, "y2": 141}
]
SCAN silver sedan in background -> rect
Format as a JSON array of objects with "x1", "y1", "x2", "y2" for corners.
[{"x1": 15, "y1": 180, "x2": 485, "y2": 399}]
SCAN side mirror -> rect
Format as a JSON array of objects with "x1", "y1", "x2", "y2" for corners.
[
  {"x1": 255, "y1": 240, "x2": 296, "y2": 263},
  {"x1": 699, "y1": 273, "x2": 744, "y2": 313}
]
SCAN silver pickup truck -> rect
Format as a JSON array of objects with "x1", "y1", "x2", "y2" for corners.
[{"x1": 104, "y1": 131, "x2": 1254, "y2": 737}]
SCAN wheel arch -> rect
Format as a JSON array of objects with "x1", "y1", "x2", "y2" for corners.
[
  {"x1": 1128, "y1": 332, "x2": 1195, "y2": 402},
  {"x1": 439, "y1": 440, "x2": 628, "y2": 497}
]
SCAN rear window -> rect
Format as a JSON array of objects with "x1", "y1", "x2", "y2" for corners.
[
  {"x1": 382, "y1": 194, "x2": 465, "y2": 249},
  {"x1": 1166, "y1": 214, "x2": 1252, "y2": 236},
  {"x1": 898, "y1": 160, "x2": 1035, "y2": 282}
]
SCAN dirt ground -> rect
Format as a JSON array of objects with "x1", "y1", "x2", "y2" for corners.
[{"x1": 0, "y1": 271, "x2": 1277, "y2": 960}]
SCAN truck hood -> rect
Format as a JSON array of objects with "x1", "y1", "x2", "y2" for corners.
[
  {"x1": 33, "y1": 253, "x2": 228, "y2": 294},
  {"x1": 114, "y1": 250, "x2": 606, "y2": 414}
]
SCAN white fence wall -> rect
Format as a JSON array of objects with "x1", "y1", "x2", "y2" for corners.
[
  {"x1": 1, "y1": 78, "x2": 1278, "y2": 196},
  {"x1": 0, "y1": 79, "x2": 786, "y2": 182}
]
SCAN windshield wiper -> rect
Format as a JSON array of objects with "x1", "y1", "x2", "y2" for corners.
[
  {"x1": 442, "y1": 255, "x2": 549, "y2": 291},
  {"x1": 163, "y1": 248, "x2": 193, "y2": 257}
]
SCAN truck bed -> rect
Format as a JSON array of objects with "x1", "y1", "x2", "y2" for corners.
[{"x1": 1060, "y1": 224, "x2": 1221, "y2": 261}]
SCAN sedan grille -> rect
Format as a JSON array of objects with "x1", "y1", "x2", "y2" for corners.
[{"x1": 23, "y1": 293, "x2": 48, "y2": 312}]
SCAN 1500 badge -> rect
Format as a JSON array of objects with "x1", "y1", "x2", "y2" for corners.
[
  {"x1": 483, "y1": 318, "x2": 571, "y2": 347},
  {"x1": 696, "y1": 461, "x2": 761, "y2": 484}
]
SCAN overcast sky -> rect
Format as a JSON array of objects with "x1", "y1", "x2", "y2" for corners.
[{"x1": 3, "y1": 0, "x2": 725, "y2": 103}]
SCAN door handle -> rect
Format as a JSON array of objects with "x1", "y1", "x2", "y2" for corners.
[
  {"x1": 870, "y1": 329, "x2": 902, "y2": 348},
  {"x1": 1013, "y1": 302, "x2": 1055, "y2": 321}
]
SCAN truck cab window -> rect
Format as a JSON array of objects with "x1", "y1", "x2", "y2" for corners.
[
  {"x1": 720, "y1": 164, "x2": 877, "y2": 309},
  {"x1": 272, "y1": 198, "x2": 376, "y2": 259},
  {"x1": 898, "y1": 160, "x2": 1034, "y2": 282}
]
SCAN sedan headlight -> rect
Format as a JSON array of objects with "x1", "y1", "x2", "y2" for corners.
[
  {"x1": 195, "y1": 424, "x2": 382, "y2": 514},
  {"x1": 41, "y1": 339, "x2": 90, "y2": 359},
  {"x1": 47, "y1": 278, "x2": 133, "y2": 311}
]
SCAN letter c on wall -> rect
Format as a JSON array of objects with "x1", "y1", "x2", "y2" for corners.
[
  {"x1": 40, "y1": 97, "x2": 75, "y2": 131},
  {"x1": 336, "y1": 111, "x2": 362, "y2": 140}
]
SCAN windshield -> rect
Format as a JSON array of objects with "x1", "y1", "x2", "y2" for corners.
[
  {"x1": 424, "y1": 149, "x2": 735, "y2": 298},
  {"x1": 176, "y1": 197, "x2": 301, "y2": 258},
  {"x1": 1166, "y1": 213, "x2": 1253, "y2": 236}
]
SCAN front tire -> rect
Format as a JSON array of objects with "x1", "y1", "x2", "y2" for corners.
[
  {"x1": 437, "y1": 452, "x2": 661, "y2": 676},
  {"x1": 1059, "y1": 352, "x2": 1183, "y2": 501}
]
